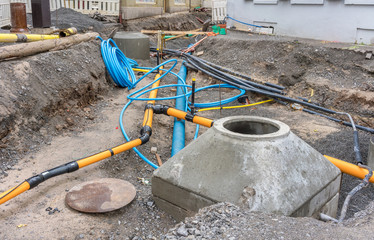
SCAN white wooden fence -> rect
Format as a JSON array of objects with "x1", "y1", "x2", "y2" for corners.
[
  {"x1": 212, "y1": 0, "x2": 226, "y2": 23},
  {"x1": 0, "y1": 0, "x2": 10, "y2": 27},
  {"x1": 24, "y1": 0, "x2": 119, "y2": 15},
  {"x1": 0, "y1": 0, "x2": 119, "y2": 27}
]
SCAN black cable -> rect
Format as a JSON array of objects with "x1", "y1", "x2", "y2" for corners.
[{"x1": 154, "y1": 47, "x2": 374, "y2": 134}]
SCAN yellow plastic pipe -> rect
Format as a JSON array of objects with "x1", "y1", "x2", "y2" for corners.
[
  {"x1": 198, "y1": 99, "x2": 273, "y2": 112},
  {"x1": 0, "y1": 28, "x2": 77, "y2": 43},
  {"x1": 132, "y1": 68, "x2": 150, "y2": 73},
  {"x1": 0, "y1": 33, "x2": 59, "y2": 43},
  {"x1": 325, "y1": 155, "x2": 374, "y2": 183}
]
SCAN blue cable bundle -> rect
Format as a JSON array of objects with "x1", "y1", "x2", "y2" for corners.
[{"x1": 97, "y1": 36, "x2": 138, "y2": 89}]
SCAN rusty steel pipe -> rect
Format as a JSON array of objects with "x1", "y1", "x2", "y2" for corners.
[{"x1": 10, "y1": 3, "x2": 29, "y2": 33}]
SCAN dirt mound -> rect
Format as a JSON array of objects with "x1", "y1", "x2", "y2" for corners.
[
  {"x1": 126, "y1": 12, "x2": 210, "y2": 32},
  {"x1": 0, "y1": 41, "x2": 107, "y2": 174},
  {"x1": 26, "y1": 8, "x2": 105, "y2": 33}
]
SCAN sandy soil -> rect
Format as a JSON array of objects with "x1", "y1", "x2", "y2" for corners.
[{"x1": 0, "y1": 10, "x2": 374, "y2": 240}]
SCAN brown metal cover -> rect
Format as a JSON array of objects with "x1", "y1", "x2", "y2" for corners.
[
  {"x1": 65, "y1": 178, "x2": 136, "y2": 213},
  {"x1": 10, "y1": 3, "x2": 29, "y2": 33}
]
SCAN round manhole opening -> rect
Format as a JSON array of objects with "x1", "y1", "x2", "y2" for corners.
[{"x1": 223, "y1": 120, "x2": 280, "y2": 135}]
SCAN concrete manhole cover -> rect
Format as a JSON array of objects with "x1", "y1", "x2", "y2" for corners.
[{"x1": 65, "y1": 178, "x2": 136, "y2": 213}]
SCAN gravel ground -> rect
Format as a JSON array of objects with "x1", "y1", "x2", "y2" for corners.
[{"x1": 164, "y1": 202, "x2": 374, "y2": 240}]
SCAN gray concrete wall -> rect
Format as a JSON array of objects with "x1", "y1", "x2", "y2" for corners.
[
  {"x1": 226, "y1": 0, "x2": 374, "y2": 44},
  {"x1": 202, "y1": 0, "x2": 212, "y2": 8},
  {"x1": 166, "y1": 0, "x2": 201, "y2": 12},
  {"x1": 122, "y1": 7, "x2": 163, "y2": 20},
  {"x1": 121, "y1": 0, "x2": 163, "y2": 19},
  {"x1": 122, "y1": 0, "x2": 202, "y2": 19}
]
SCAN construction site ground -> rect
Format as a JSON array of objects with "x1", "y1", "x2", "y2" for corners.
[{"x1": 0, "y1": 9, "x2": 374, "y2": 239}]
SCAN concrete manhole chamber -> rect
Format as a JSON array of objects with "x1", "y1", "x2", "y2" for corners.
[{"x1": 152, "y1": 116, "x2": 341, "y2": 221}]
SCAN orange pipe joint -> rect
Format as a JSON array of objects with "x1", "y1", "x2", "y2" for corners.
[
  {"x1": 325, "y1": 155, "x2": 374, "y2": 183},
  {"x1": 166, "y1": 107, "x2": 213, "y2": 128}
]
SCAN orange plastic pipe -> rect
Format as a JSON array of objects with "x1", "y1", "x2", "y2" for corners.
[
  {"x1": 77, "y1": 139, "x2": 142, "y2": 168},
  {"x1": 166, "y1": 108, "x2": 214, "y2": 128},
  {"x1": 325, "y1": 155, "x2": 374, "y2": 183},
  {"x1": 193, "y1": 115, "x2": 214, "y2": 127},
  {"x1": 143, "y1": 70, "x2": 162, "y2": 127},
  {"x1": 167, "y1": 107, "x2": 187, "y2": 120},
  {"x1": 112, "y1": 138, "x2": 142, "y2": 155},
  {"x1": 0, "y1": 181, "x2": 30, "y2": 205}
]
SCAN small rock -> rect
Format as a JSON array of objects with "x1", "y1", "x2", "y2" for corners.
[
  {"x1": 66, "y1": 117, "x2": 74, "y2": 126},
  {"x1": 366, "y1": 52, "x2": 373, "y2": 60},
  {"x1": 55, "y1": 124, "x2": 64, "y2": 131},
  {"x1": 177, "y1": 225, "x2": 188, "y2": 237},
  {"x1": 150, "y1": 147, "x2": 157, "y2": 154}
]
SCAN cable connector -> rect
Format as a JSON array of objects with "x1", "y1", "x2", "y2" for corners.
[
  {"x1": 153, "y1": 105, "x2": 169, "y2": 115},
  {"x1": 26, "y1": 161, "x2": 79, "y2": 189},
  {"x1": 144, "y1": 103, "x2": 154, "y2": 111}
]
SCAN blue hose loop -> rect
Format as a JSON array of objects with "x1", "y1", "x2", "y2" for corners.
[
  {"x1": 188, "y1": 84, "x2": 246, "y2": 108},
  {"x1": 118, "y1": 60, "x2": 185, "y2": 169},
  {"x1": 128, "y1": 84, "x2": 192, "y2": 101},
  {"x1": 225, "y1": 15, "x2": 264, "y2": 28},
  {"x1": 194, "y1": 124, "x2": 200, "y2": 140},
  {"x1": 119, "y1": 100, "x2": 159, "y2": 169}
]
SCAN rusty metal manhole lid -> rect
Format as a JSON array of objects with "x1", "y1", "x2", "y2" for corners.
[{"x1": 65, "y1": 178, "x2": 136, "y2": 213}]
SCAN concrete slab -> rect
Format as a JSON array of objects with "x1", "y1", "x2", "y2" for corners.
[{"x1": 152, "y1": 116, "x2": 341, "y2": 220}]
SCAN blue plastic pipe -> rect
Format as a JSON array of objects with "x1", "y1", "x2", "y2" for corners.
[{"x1": 171, "y1": 62, "x2": 188, "y2": 157}]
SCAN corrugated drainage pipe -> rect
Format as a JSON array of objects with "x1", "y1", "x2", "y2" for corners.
[{"x1": 171, "y1": 62, "x2": 188, "y2": 157}]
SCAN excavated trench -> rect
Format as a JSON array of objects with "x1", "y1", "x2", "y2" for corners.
[{"x1": 0, "y1": 10, "x2": 374, "y2": 239}]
